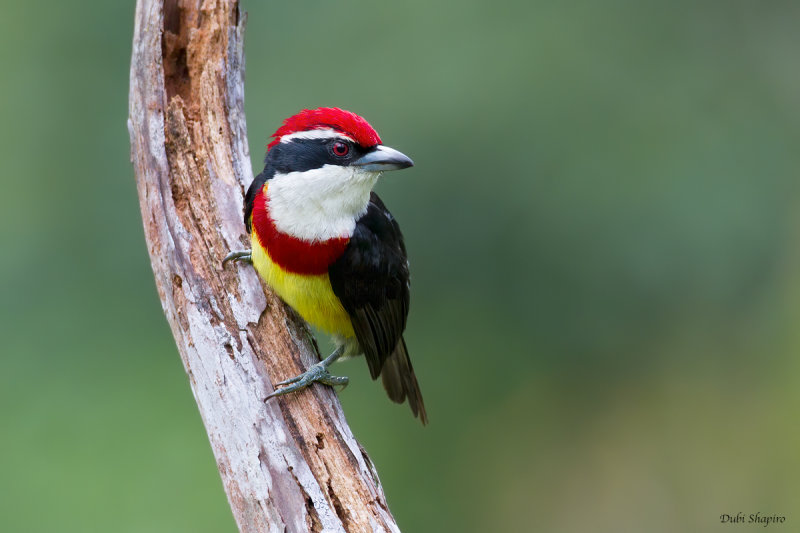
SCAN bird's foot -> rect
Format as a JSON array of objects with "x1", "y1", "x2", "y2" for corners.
[
  {"x1": 222, "y1": 249, "x2": 252, "y2": 267},
  {"x1": 266, "y1": 346, "x2": 347, "y2": 399},
  {"x1": 266, "y1": 363, "x2": 349, "y2": 399}
]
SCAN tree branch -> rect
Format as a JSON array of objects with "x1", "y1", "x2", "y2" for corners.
[{"x1": 127, "y1": 1, "x2": 400, "y2": 531}]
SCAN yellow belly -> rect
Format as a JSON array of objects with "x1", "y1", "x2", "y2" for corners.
[{"x1": 251, "y1": 233, "x2": 355, "y2": 338}]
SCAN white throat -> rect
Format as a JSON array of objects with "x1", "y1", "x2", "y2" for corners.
[{"x1": 266, "y1": 165, "x2": 380, "y2": 242}]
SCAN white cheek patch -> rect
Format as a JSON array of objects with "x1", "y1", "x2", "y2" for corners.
[
  {"x1": 279, "y1": 129, "x2": 355, "y2": 144},
  {"x1": 267, "y1": 165, "x2": 380, "y2": 242}
]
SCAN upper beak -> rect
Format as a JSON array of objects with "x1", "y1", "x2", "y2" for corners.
[{"x1": 352, "y1": 145, "x2": 414, "y2": 172}]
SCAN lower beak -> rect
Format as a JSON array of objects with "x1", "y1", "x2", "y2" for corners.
[{"x1": 352, "y1": 145, "x2": 414, "y2": 171}]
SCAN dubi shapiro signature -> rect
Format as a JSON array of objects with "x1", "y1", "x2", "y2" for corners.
[{"x1": 720, "y1": 513, "x2": 786, "y2": 527}]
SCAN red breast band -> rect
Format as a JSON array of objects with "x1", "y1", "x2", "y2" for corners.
[{"x1": 251, "y1": 188, "x2": 349, "y2": 275}]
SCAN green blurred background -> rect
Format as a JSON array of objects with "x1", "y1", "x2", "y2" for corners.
[{"x1": 2, "y1": 1, "x2": 799, "y2": 531}]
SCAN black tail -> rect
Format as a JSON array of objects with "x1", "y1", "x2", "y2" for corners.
[{"x1": 380, "y1": 338, "x2": 428, "y2": 425}]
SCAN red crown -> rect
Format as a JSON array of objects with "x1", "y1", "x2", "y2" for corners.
[{"x1": 267, "y1": 107, "x2": 382, "y2": 151}]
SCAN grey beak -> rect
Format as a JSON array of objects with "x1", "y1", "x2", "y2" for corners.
[{"x1": 352, "y1": 145, "x2": 414, "y2": 171}]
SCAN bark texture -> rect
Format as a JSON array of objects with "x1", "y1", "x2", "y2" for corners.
[{"x1": 127, "y1": 1, "x2": 400, "y2": 531}]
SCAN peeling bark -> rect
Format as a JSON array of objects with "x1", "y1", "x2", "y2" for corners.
[{"x1": 127, "y1": 1, "x2": 401, "y2": 531}]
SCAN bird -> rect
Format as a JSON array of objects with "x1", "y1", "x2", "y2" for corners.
[{"x1": 224, "y1": 107, "x2": 427, "y2": 424}]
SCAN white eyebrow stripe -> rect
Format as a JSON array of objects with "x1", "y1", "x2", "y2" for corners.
[{"x1": 279, "y1": 129, "x2": 354, "y2": 143}]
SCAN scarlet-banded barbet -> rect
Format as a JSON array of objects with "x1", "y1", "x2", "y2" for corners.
[{"x1": 224, "y1": 108, "x2": 427, "y2": 424}]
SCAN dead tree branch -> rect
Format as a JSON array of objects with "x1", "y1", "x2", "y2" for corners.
[{"x1": 127, "y1": 1, "x2": 400, "y2": 531}]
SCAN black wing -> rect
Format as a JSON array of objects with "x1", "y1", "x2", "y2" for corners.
[
  {"x1": 329, "y1": 193, "x2": 427, "y2": 424},
  {"x1": 244, "y1": 170, "x2": 269, "y2": 232}
]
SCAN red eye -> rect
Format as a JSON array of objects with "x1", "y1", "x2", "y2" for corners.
[{"x1": 332, "y1": 141, "x2": 350, "y2": 157}]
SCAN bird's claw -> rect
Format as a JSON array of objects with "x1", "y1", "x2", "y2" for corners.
[
  {"x1": 267, "y1": 362, "x2": 349, "y2": 400},
  {"x1": 222, "y1": 250, "x2": 252, "y2": 267}
]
